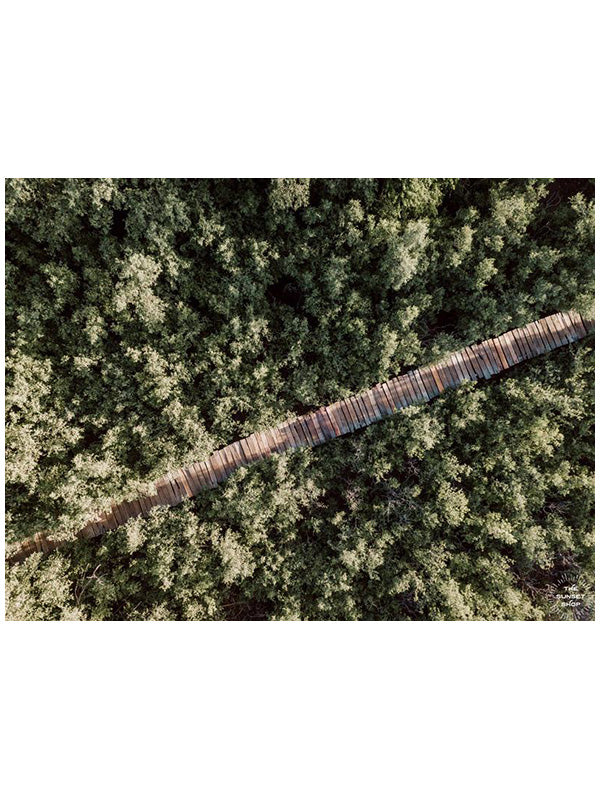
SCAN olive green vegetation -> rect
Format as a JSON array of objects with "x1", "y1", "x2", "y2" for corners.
[{"x1": 5, "y1": 178, "x2": 595, "y2": 620}]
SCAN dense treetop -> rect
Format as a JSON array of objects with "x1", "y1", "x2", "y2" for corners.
[{"x1": 4, "y1": 178, "x2": 595, "y2": 620}]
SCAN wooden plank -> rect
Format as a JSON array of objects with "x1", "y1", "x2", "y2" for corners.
[
  {"x1": 238, "y1": 437, "x2": 254, "y2": 462},
  {"x1": 189, "y1": 462, "x2": 208, "y2": 490},
  {"x1": 176, "y1": 469, "x2": 194, "y2": 498},
  {"x1": 434, "y1": 358, "x2": 451, "y2": 388},
  {"x1": 528, "y1": 321, "x2": 547, "y2": 354},
  {"x1": 406, "y1": 371, "x2": 425, "y2": 402},
  {"x1": 445, "y1": 354, "x2": 463, "y2": 386},
  {"x1": 418, "y1": 365, "x2": 440, "y2": 397},
  {"x1": 168, "y1": 473, "x2": 186, "y2": 502},
  {"x1": 102, "y1": 508, "x2": 119, "y2": 529},
  {"x1": 124, "y1": 499, "x2": 139, "y2": 519},
  {"x1": 323, "y1": 407, "x2": 341, "y2": 436},
  {"x1": 348, "y1": 398, "x2": 364, "y2": 430},
  {"x1": 336, "y1": 400, "x2": 355, "y2": 432},
  {"x1": 329, "y1": 402, "x2": 349, "y2": 434},
  {"x1": 481, "y1": 340, "x2": 500, "y2": 374},
  {"x1": 316, "y1": 409, "x2": 333, "y2": 440},
  {"x1": 322, "y1": 407, "x2": 339, "y2": 438},
  {"x1": 464, "y1": 345, "x2": 484, "y2": 378},
  {"x1": 530, "y1": 321, "x2": 552, "y2": 353},
  {"x1": 356, "y1": 391, "x2": 376, "y2": 421},
  {"x1": 297, "y1": 416, "x2": 315, "y2": 444},
  {"x1": 173, "y1": 474, "x2": 188, "y2": 501},
  {"x1": 490, "y1": 337, "x2": 510, "y2": 370},
  {"x1": 268, "y1": 427, "x2": 284, "y2": 454},
  {"x1": 521, "y1": 323, "x2": 541, "y2": 357},
  {"x1": 448, "y1": 352, "x2": 467, "y2": 383},
  {"x1": 329, "y1": 402, "x2": 348, "y2": 433},
  {"x1": 445, "y1": 355, "x2": 463, "y2": 387},
  {"x1": 230, "y1": 438, "x2": 246, "y2": 464},
  {"x1": 208, "y1": 453, "x2": 225, "y2": 483},
  {"x1": 200, "y1": 460, "x2": 218, "y2": 488},
  {"x1": 193, "y1": 462, "x2": 210, "y2": 488},
  {"x1": 408, "y1": 369, "x2": 429, "y2": 403},
  {"x1": 305, "y1": 412, "x2": 325, "y2": 444},
  {"x1": 350, "y1": 395, "x2": 370, "y2": 424},
  {"x1": 377, "y1": 383, "x2": 396, "y2": 413},
  {"x1": 558, "y1": 312, "x2": 579, "y2": 343},
  {"x1": 262, "y1": 429, "x2": 276, "y2": 453},
  {"x1": 154, "y1": 479, "x2": 170, "y2": 506},
  {"x1": 161, "y1": 477, "x2": 179, "y2": 504},
  {"x1": 497, "y1": 332, "x2": 518, "y2": 365},
  {"x1": 365, "y1": 388, "x2": 383, "y2": 419},
  {"x1": 257, "y1": 430, "x2": 273, "y2": 455},
  {"x1": 551, "y1": 313, "x2": 571, "y2": 344},
  {"x1": 395, "y1": 375, "x2": 415, "y2": 405},
  {"x1": 254, "y1": 430, "x2": 268, "y2": 454},
  {"x1": 380, "y1": 381, "x2": 399, "y2": 409},
  {"x1": 367, "y1": 387, "x2": 385, "y2": 417},
  {"x1": 406, "y1": 371, "x2": 424, "y2": 401},
  {"x1": 504, "y1": 330, "x2": 523, "y2": 364},
  {"x1": 565, "y1": 310, "x2": 587, "y2": 340},
  {"x1": 534, "y1": 318, "x2": 556, "y2": 350},
  {"x1": 459, "y1": 348, "x2": 479, "y2": 380},
  {"x1": 201, "y1": 460, "x2": 217, "y2": 488},
  {"x1": 381, "y1": 380, "x2": 398, "y2": 411},
  {"x1": 549, "y1": 314, "x2": 570, "y2": 345},
  {"x1": 514, "y1": 325, "x2": 534, "y2": 357},
  {"x1": 370, "y1": 386, "x2": 387, "y2": 416},
  {"x1": 573, "y1": 310, "x2": 592, "y2": 338},
  {"x1": 508, "y1": 328, "x2": 529, "y2": 360},
  {"x1": 374, "y1": 384, "x2": 393, "y2": 413},
  {"x1": 406, "y1": 372, "x2": 423, "y2": 402},
  {"x1": 384, "y1": 379, "x2": 404, "y2": 408},
  {"x1": 471, "y1": 344, "x2": 492, "y2": 379},
  {"x1": 482, "y1": 340, "x2": 502, "y2": 373},
  {"x1": 447, "y1": 354, "x2": 464, "y2": 386},
  {"x1": 428, "y1": 363, "x2": 446, "y2": 392},
  {"x1": 341, "y1": 398, "x2": 358, "y2": 429},
  {"x1": 141, "y1": 491, "x2": 156, "y2": 511},
  {"x1": 528, "y1": 321, "x2": 548, "y2": 354},
  {"x1": 392, "y1": 375, "x2": 412, "y2": 405},
  {"x1": 288, "y1": 420, "x2": 305, "y2": 448},
  {"x1": 461, "y1": 348, "x2": 479, "y2": 379},
  {"x1": 217, "y1": 447, "x2": 233, "y2": 477},
  {"x1": 207, "y1": 453, "x2": 223, "y2": 483},
  {"x1": 361, "y1": 390, "x2": 379, "y2": 419},
  {"x1": 528, "y1": 320, "x2": 547, "y2": 351},
  {"x1": 417, "y1": 368, "x2": 435, "y2": 399},
  {"x1": 351, "y1": 396, "x2": 368, "y2": 426},
  {"x1": 545, "y1": 315, "x2": 566, "y2": 347},
  {"x1": 516, "y1": 326, "x2": 536, "y2": 358},
  {"x1": 339, "y1": 400, "x2": 357, "y2": 431},
  {"x1": 448, "y1": 352, "x2": 468, "y2": 383},
  {"x1": 309, "y1": 411, "x2": 327, "y2": 442},
  {"x1": 550, "y1": 314, "x2": 571, "y2": 346},
  {"x1": 534, "y1": 317, "x2": 557, "y2": 349},
  {"x1": 369, "y1": 385, "x2": 387, "y2": 416},
  {"x1": 292, "y1": 418, "x2": 310, "y2": 445},
  {"x1": 130, "y1": 498, "x2": 144, "y2": 518},
  {"x1": 179, "y1": 467, "x2": 198, "y2": 495}
]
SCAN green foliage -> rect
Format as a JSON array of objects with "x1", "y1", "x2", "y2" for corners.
[
  {"x1": 6, "y1": 343, "x2": 594, "y2": 621},
  {"x1": 4, "y1": 178, "x2": 595, "y2": 620}
]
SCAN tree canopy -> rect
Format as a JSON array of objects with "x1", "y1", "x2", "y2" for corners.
[{"x1": 4, "y1": 178, "x2": 595, "y2": 620}]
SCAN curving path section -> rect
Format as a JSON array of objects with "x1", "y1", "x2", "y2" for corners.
[{"x1": 6, "y1": 310, "x2": 594, "y2": 565}]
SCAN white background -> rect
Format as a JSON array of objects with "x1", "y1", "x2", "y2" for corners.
[{"x1": 1, "y1": 2, "x2": 598, "y2": 798}]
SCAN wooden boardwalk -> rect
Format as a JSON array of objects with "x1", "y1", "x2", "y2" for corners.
[{"x1": 6, "y1": 310, "x2": 594, "y2": 566}]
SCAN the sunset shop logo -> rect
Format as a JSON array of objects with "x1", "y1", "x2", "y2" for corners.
[{"x1": 550, "y1": 575, "x2": 594, "y2": 621}]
